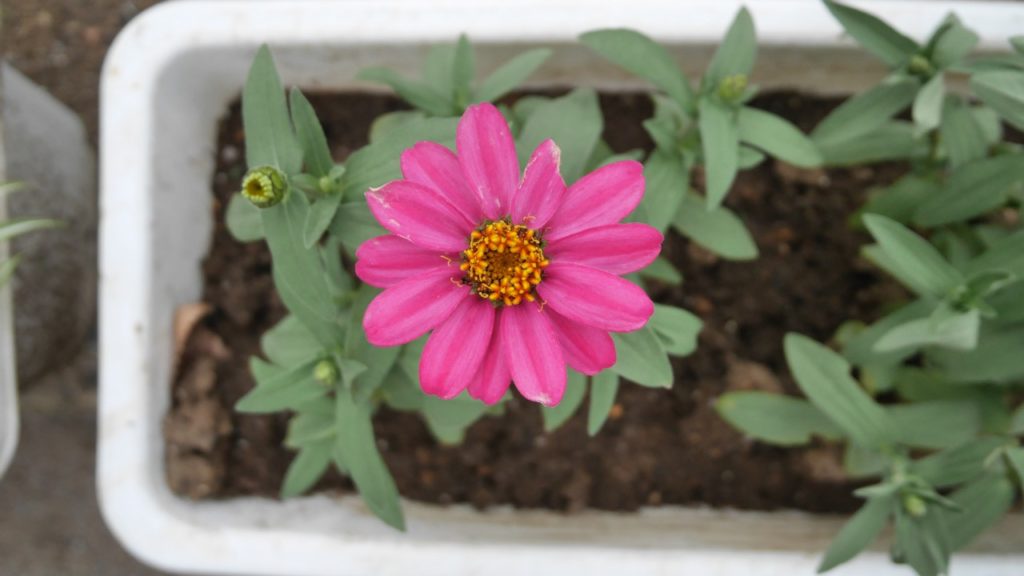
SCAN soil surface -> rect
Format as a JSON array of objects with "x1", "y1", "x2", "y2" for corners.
[{"x1": 167, "y1": 91, "x2": 906, "y2": 514}]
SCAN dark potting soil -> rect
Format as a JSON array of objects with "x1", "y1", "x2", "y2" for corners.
[{"x1": 165, "y1": 91, "x2": 908, "y2": 514}]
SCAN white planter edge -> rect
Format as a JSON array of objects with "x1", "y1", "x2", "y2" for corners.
[
  {"x1": 0, "y1": 163, "x2": 16, "y2": 479},
  {"x1": 98, "y1": 1, "x2": 1024, "y2": 575}
]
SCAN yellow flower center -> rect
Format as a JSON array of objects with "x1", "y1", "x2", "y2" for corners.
[{"x1": 460, "y1": 219, "x2": 550, "y2": 307}]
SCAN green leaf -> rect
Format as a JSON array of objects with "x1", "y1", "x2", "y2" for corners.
[
  {"x1": 823, "y1": 0, "x2": 918, "y2": 67},
  {"x1": 542, "y1": 370, "x2": 587, "y2": 432},
  {"x1": 929, "y1": 16, "x2": 979, "y2": 69},
  {"x1": 912, "y1": 74, "x2": 944, "y2": 130},
  {"x1": 516, "y1": 88, "x2": 602, "y2": 184},
  {"x1": 261, "y1": 315, "x2": 323, "y2": 368},
  {"x1": 474, "y1": 48, "x2": 551, "y2": 103},
  {"x1": 262, "y1": 192, "x2": 344, "y2": 347},
  {"x1": 330, "y1": 202, "x2": 384, "y2": 255},
  {"x1": 738, "y1": 107, "x2": 822, "y2": 168},
  {"x1": 910, "y1": 436, "x2": 1008, "y2": 488},
  {"x1": 0, "y1": 256, "x2": 21, "y2": 288},
  {"x1": 817, "y1": 122, "x2": 920, "y2": 166},
  {"x1": 842, "y1": 301, "x2": 930, "y2": 369},
  {"x1": 357, "y1": 67, "x2": 452, "y2": 116},
  {"x1": 580, "y1": 29, "x2": 693, "y2": 111},
  {"x1": 888, "y1": 399, "x2": 981, "y2": 449},
  {"x1": 225, "y1": 194, "x2": 265, "y2": 242},
  {"x1": 704, "y1": 7, "x2": 756, "y2": 86},
  {"x1": 672, "y1": 192, "x2": 758, "y2": 261},
  {"x1": 715, "y1": 392, "x2": 843, "y2": 446},
  {"x1": 242, "y1": 46, "x2": 302, "y2": 174},
  {"x1": 422, "y1": 43, "x2": 455, "y2": 96},
  {"x1": 303, "y1": 194, "x2": 342, "y2": 249},
  {"x1": 421, "y1": 393, "x2": 491, "y2": 444},
  {"x1": 611, "y1": 326, "x2": 672, "y2": 388},
  {"x1": 940, "y1": 98, "x2": 989, "y2": 168},
  {"x1": 639, "y1": 256, "x2": 682, "y2": 285},
  {"x1": 288, "y1": 88, "x2": 333, "y2": 178},
  {"x1": 914, "y1": 154, "x2": 1024, "y2": 227},
  {"x1": 784, "y1": 334, "x2": 896, "y2": 449},
  {"x1": 369, "y1": 110, "x2": 428, "y2": 143},
  {"x1": 1010, "y1": 405, "x2": 1024, "y2": 435},
  {"x1": 965, "y1": 229, "x2": 1024, "y2": 279},
  {"x1": 236, "y1": 360, "x2": 325, "y2": 413},
  {"x1": 648, "y1": 304, "x2": 702, "y2": 356},
  {"x1": 699, "y1": 98, "x2": 739, "y2": 210},
  {"x1": 341, "y1": 117, "x2": 459, "y2": 197},
  {"x1": 285, "y1": 409, "x2": 335, "y2": 448},
  {"x1": 862, "y1": 174, "x2": 937, "y2": 224},
  {"x1": 971, "y1": 70, "x2": 1024, "y2": 131},
  {"x1": 894, "y1": 510, "x2": 950, "y2": 576},
  {"x1": 452, "y1": 34, "x2": 474, "y2": 106},
  {"x1": 940, "y1": 473, "x2": 1016, "y2": 551},
  {"x1": 280, "y1": 439, "x2": 333, "y2": 498},
  {"x1": 1006, "y1": 447, "x2": 1024, "y2": 489},
  {"x1": 817, "y1": 495, "x2": 893, "y2": 573},
  {"x1": 927, "y1": 326, "x2": 1024, "y2": 384},
  {"x1": 862, "y1": 214, "x2": 962, "y2": 298},
  {"x1": 587, "y1": 370, "x2": 620, "y2": 436},
  {"x1": 343, "y1": 286, "x2": 401, "y2": 402},
  {"x1": 637, "y1": 150, "x2": 688, "y2": 232},
  {"x1": 874, "y1": 309, "x2": 980, "y2": 353},
  {"x1": 334, "y1": 390, "x2": 404, "y2": 530},
  {"x1": 812, "y1": 78, "x2": 918, "y2": 147}
]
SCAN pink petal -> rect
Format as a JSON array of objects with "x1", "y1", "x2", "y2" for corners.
[
  {"x1": 363, "y1": 269, "x2": 468, "y2": 346},
  {"x1": 366, "y1": 180, "x2": 473, "y2": 252},
  {"x1": 546, "y1": 223, "x2": 663, "y2": 275},
  {"x1": 500, "y1": 304, "x2": 566, "y2": 406},
  {"x1": 545, "y1": 160, "x2": 645, "y2": 241},
  {"x1": 511, "y1": 139, "x2": 565, "y2": 229},
  {"x1": 547, "y1": 309, "x2": 616, "y2": 375},
  {"x1": 419, "y1": 298, "x2": 495, "y2": 399},
  {"x1": 468, "y1": 318, "x2": 512, "y2": 405},
  {"x1": 401, "y1": 141, "x2": 484, "y2": 223},
  {"x1": 537, "y1": 262, "x2": 654, "y2": 332},
  {"x1": 355, "y1": 235, "x2": 457, "y2": 288},
  {"x1": 457, "y1": 103, "x2": 519, "y2": 219}
]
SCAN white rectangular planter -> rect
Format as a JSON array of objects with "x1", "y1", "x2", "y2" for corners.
[
  {"x1": 0, "y1": 178, "x2": 16, "y2": 480},
  {"x1": 99, "y1": 1, "x2": 1024, "y2": 574}
]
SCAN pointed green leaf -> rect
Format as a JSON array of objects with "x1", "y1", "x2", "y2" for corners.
[
  {"x1": 738, "y1": 107, "x2": 822, "y2": 167},
  {"x1": 580, "y1": 29, "x2": 693, "y2": 111},
  {"x1": 940, "y1": 98, "x2": 989, "y2": 168},
  {"x1": 516, "y1": 88, "x2": 602, "y2": 184},
  {"x1": 330, "y1": 202, "x2": 385, "y2": 255},
  {"x1": 335, "y1": 390, "x2": 405, "y2": 530},
  {"x1": 639, "y1": 256, "x2": 682, "y2": 285},
  {"x1": 672, "y1": 191, "x2": 757, "y2": 261},
  {"x1": 912, "y1": 73, "x2": 944, "y2": 130},
  {"x1": 357, "y1": 68, "x2": 452, "y2": 116},
  {"x1": 226, "y1": 194, "x2": 264, "y2": 242},
  {"x1": 648, "y1": 304, "x2": 702, "y2": 357},
  {"x1": 927, "y1": 326, "x2": 1024, "y2": 384},
  {"x1": 303, "y1": 194, "x2": 343, "y2": 249},
  {"x1": 888, "y1": 399, "x2": 981, "y2": 450},
  {"x1": 817, "y1": 495, "x2": 893, "y2": 573},
  {"x1": 914, "y1": 153, "x2": 1024, "y2": 227},
  {"x1": 611, "y1": 326, "x2": 672, "y2": 388},
  {"x1": 823, "y1": 0, "x2": 918, "y2": 67},
  {"x1": 261, "y1": 315, "x2": 322, "y2": 368},
  {"x1": 0, "y1": 218, "x2": 61, "y2": 244},
  {"x1": 894, "y1": 510, "x2": 951, "y2": 576},
  {"x1": 784, "y1": 334, "x2": 896, "y2": 449},
  {"x1": 280, "y1": 439, "x2": 333, "y2": 498},
  {"x1": 971, "y1": 70, "x2": 1024, "y2": 131},
  {"x1": 340, "y1": 117, "x2": 458, "y2": 196},
  {"x1": 874, "y1": 309, "x2": 980, "y2": 353},
  {"x1": 699, "y1": 98, "x2": 739, "y2": 210},
  {"x1": 289, "y1": 88, "x2": 333, "y2": 177},
  {"x1": 542, "y1": 370, "x2": 587, "y2": 432},
  {"x1": 910, "y1": 436, "x2": 1008, "y2": 487},
  {"x1": 715, "y1": 392, "x2": 844, "y2": 446},
  {"x1": 242, "y1": 46, "x2": 302, "y2": 174},
  {"x1": 422, "y1": 43, "x2": 456, "y2": 96},
  {"x1": 862, "y1": 175, "x2": 937, "y2": 224},
  {"x1": 638, "y1": 150, "x2": 688, "y2": 232},
  {"x1": 705, "y1": 8, "x2": 756, "y2": 86},
  {"x1": 474, "y1": 48, "x2": 552, "y2": 103},
  {"x1": 812, "y1": 78, "x2": 918, "y2": 147},
  {"x1": 863, "y1": 214, "x2": 962, "y2": 298},
  {"x1": 940, "y1": 473, "x2": 1016, "y2": 551},
  {"x1": 452, "y1": 34, "x2": 475, "y2": 106},
  {"x1": 930, "y1": 17, "x2": 979, "y2": 68},
  {"x1": 817, "y1": 122, "x2": 920, "y2": 166},
  {"x1": 236, "y1": 360, "x2": 324, "y2": 413},
  {"x1": 587, "y1": 370, "x2": 620, "y2": 436}
]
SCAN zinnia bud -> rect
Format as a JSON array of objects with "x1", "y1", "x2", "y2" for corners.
[{"x1": 241, "y1": 166, "x2": 287, "y2": 208}]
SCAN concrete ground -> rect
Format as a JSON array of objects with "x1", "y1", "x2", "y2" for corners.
[{"x1": 0, "y1": 346, "x2": 167, "y2": 575}]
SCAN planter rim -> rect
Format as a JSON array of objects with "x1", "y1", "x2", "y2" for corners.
[{"x1": 99, "y1": 1, "x2": 1024, "y2": 575}]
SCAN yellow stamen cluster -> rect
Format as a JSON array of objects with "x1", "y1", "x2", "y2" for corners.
[{"x1": 460, "y1": 219, "x2": 550, "y2": 307}]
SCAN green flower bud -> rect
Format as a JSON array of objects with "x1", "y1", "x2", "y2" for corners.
[
  {"x1": 717, "y1": 74, "x2": 749, "y2": 103},
  {"x1": 241, "y1": 166, "x2": 287, "y2": 208},
  {"x1": 902, "y1": 493, "x2": 927, "y2": 518},
  {"x1": 908, "y1": 54, "x2": 934, "y2": 78},
  {"x1": 313, "y1": 359, "x2": 339, "y2": 387}
]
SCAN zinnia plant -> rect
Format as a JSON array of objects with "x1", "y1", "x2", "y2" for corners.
[{"x1": 356, "y1": 103, "x2": 660, "y2": 406}]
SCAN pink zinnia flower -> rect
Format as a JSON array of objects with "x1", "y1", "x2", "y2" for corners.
[{"x1": 355, "y1": 103, "x2": 661, "y2": 406}]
